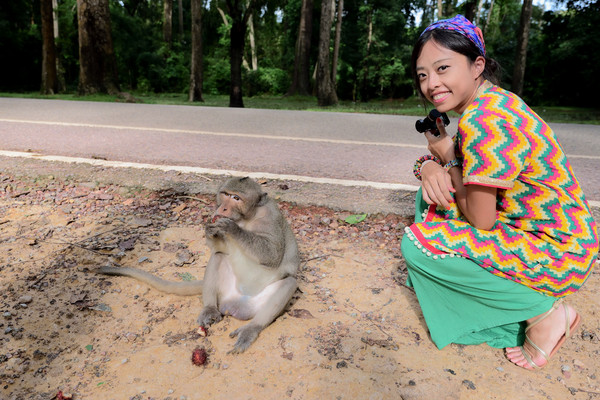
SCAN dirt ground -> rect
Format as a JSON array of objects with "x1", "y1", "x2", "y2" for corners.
[{"x1": 1, "y1": 163, "x2": 600, "y2": 400}]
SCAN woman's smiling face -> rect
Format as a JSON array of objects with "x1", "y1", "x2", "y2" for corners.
[{"x1": 416, "y1": 39, "x2": 485, "y2": 115}]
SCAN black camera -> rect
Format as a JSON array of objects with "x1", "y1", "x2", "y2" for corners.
[{"x1": 415, "y1": 109, "x2": 450, "y2": 136}]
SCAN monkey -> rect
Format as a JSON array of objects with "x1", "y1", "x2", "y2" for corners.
[{"x1": 98, "y1": 177, "x2": 300, "y2": 353}]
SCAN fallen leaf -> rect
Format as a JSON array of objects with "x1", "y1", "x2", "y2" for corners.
[{"x1": 344, "y1": 214, "x2": 367, "y2": 225}]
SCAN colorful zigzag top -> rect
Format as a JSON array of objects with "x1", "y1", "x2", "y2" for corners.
[{"x1": 409, "y1": 82, "x2": 599, "y2": 297}]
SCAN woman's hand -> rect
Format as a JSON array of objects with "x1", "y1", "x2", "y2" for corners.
[
  {"x1": 420, "y1": 161, "x2": 455, "y2": 209},
  {"x1": 425, "y1": 117, "x2": 455, "y2": 164}
]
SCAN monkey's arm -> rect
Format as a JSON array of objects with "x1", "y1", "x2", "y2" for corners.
[{"x1": 205, "y1": 218, "x2": 284, "y2": 268}]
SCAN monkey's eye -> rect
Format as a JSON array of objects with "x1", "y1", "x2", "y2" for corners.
[{"x1": 232, "y1": 195, "x2": 241, "y2": 201}]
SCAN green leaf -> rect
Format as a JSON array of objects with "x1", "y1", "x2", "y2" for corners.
[
  {"x1": 344, "y1": 214, "x2": 367, "y2": 225},
  {"x1": 85, "y1": 344, "x2": 93, "y2": 351},
  {"x1": 178, "y1": 272, "x2": 196, "y2": 281}
]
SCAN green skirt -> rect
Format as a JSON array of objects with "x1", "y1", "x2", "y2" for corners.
[{"x1": 401, "y1": 190, "x2": 555, "y2": 350}]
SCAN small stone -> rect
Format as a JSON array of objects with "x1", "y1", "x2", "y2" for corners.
[
  {"x1": 18, "y1": 295, "x2": 33, "y2": 304},
  {"x1": 462, "y1": 380, "x2": 476, "y2": 390}
]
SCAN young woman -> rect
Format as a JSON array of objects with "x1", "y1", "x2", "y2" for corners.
[{"x1": 402, "y1": 14, "x2": 598, "y2": 369}]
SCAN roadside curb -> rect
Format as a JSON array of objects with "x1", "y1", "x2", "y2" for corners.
[{"x1": 0, "y1": 153, "x2": 418, "y2": 217}]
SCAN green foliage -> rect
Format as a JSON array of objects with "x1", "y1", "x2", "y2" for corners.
[
  {"x1": 0, "y1": 0, "x2": 41, "y2": 91},
  {"x1": 0, "y1": 0, "x2": 598, "y2": 108},
  {"x1": 244, "y1": 68, "x2": 290, "y2": 96},
  {"x1": 204, "y1": 56, "x2": 231, "y2": 95},
  {"x1": 525, "y1": 3, "x2": 600, "y2": 107}
]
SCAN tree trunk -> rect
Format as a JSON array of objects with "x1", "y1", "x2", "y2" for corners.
[
  {"x1": 511, "y1": 0, "x2": 533, "y2": 97},
  {"x1": 463, "y1": 0, "x2": 476, "y2": 23},
  {"x1": 41, "y1": 0, "x2": 58, "y2": 94},
  {"x1": 316, "y1": 0, "x2": 338, "y2": 106},
  {"x1": 247, "y1": 3, "x2": 257, "y2": 70},
  {"x1": 485, "y1": 0, "x2": 495, "y2": 33},
  {"x1": 226, "y1": 0, "x2": 255, "y2": 108},
  {"x1": 437, "y1": 0, "x2": 443, "y2": 18},
  {"x1": 178, "y1": 0, "x2": 184, "y2": 41},
  {"x1": 474, "y1": 0, "x2": 485, "y2": 26},
  {"x1": 189, "y1": 0, "x2": 204, "y2": 102},
  {"x1": 52, "y1": 0, "x2": 67, "y2": 92},
  {"x1": 359, "y1": 6, "x2": 372, "y2": 101},
  {"x1": 76, "y1": 0, "x2": 120, "y2": 95},
  {"x1": 286, "y1": 0, "x2": 313, "y2": 96},
  {"x1": 164, "y1": 0, "x2": 173, "y2": 49},
  {"x1": 331, "y1": 0, "x2": 343, "y2": 85}
]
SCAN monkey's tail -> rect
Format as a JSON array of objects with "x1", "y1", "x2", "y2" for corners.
[{"x1": 98, "y1": 266, "x2": 204, "y2": 296}]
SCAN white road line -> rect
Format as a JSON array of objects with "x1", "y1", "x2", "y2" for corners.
[
  {"x1": 2, "y1": 118, "x2": 598, "y2": 161},
  {"x1": 0, "y1": 118, "x2": 427, "y2": 149},
  {"x1": 0, "y1": 150, "x2": 421, "y2": 192},
  {"x1": 1, "y1": 149, "x2": 599, "y2": 208}
]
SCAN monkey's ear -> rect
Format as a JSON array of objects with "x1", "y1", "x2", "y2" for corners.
[{"x1": 257, "y1": 192, "x2": 268, "y2": 206}]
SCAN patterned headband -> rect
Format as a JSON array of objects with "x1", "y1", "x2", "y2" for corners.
[{"x1": 421, "y1": 14, "x2": 486, "y2": 56}]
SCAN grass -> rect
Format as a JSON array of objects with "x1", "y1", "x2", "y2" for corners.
[{"x1": 2, "y1": 91, "x2": 599, "y2": 124}]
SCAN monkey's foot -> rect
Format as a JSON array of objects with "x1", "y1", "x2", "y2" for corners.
[
  {"x1": 197, "y1": 306, "x2": 223, "y2": 327},
  {"x1": 228, "y1": 325, "x2": 262, "y2": 354}
]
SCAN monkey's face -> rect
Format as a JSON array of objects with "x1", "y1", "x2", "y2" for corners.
[{"x1": 213, "y1": 192, "x2": 245, "y2": 222}]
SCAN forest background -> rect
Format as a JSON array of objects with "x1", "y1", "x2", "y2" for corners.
[{"x1": 1, "y1": 0, "x2": 599, "y2": 114}]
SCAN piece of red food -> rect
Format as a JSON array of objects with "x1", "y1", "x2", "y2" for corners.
[{"x1": 192, "y1": 347, "x2": 208, "y2": 366}]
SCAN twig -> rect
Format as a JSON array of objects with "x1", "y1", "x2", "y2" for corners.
[
  {"x1": 346, "y1": 304, "x2": 393, "y2": 339},
  {"x1": 43, "y1": 240, "x2": 110, "y2": 256},
  {"x1": 176, "y1": 195, "x2": 210, "y2": 204},
  {"x1": 302, "y1": 254, "x2": 331, "y2": 263}
]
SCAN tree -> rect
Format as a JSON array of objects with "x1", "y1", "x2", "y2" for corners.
[
  {"x1": 40, "y1": 0, "x2": 58, "y2": 94},
  {"x1": 316, "y1": 0, "x2": 338, "y2": 106},
  {"x1": 359, "y1": 3, "x2": 373, "y2": 101},
  {"x1": 331, "y1": 0, "x2": 343, "y2": 85},
  {"x1": 189, "y1": 0, "x2": 204, "y2": 101},
  {"x1": 76, "y1": 0, "x2": 120, "y2": 95},
  {"x1": 511, "y1": 0, "x2": 533, "y2": 96},
  {"x1": 164, "y1": 0, "x2": 173, "y2": 49},
  {"x1": 178, "y1": 0, "x2": 184, "y2": 40},
  {"x1": 223, "y1": 0, "x2": 257, "y2": 107},
  {"x1": 247, "y1": 0, "x2": 257, "y2": 70},
  {"x1": 286, "y1": 0, "x2": 314, "y2": 96}
]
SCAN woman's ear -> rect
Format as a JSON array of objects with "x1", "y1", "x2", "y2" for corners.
[{"x1": 473, "y1": 56, "x2": 485, "y2": 79}]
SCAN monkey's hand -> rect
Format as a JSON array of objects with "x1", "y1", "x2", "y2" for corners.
[
  {"x1": 205, "y1": 217, "x2": 240, "y2": 239},
  {"x1": 197, "y1": 305, "x2": 223, "y2": 327},
  {"x1": 228, "y1": 324, "x2": 262, "y2": 354}
]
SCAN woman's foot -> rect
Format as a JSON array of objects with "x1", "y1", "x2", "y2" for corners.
[{"x1": 505, "y1": 301, "x2": 580, "y2": 370}]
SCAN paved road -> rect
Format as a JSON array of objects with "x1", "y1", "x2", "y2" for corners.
[{"x1": 1, "y1": 97, "x2": 599, "y2": 204}]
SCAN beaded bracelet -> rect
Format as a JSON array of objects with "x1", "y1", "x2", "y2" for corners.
[
  {"x1": 413, "y1": 154, "x2": 441, "y2": 181},
  {"x1": 444, "y1": 159, "x2": 461, "y2": 172}
]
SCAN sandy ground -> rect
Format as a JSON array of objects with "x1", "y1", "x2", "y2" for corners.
[{"x1": 1, "y1": 166, "x2": 600, "y2": 400}]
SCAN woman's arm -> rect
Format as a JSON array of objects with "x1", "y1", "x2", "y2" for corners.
[
  {"x1": 421, "y1": 119, "x2": 497, "y2": 230},
  {"x1": 447, "y1": 166, "x2": 497, "y2": 230}
]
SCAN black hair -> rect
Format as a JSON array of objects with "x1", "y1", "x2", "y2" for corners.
[{"x1": 411, "y1": 29, "x2": 501, "y2": 99}]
